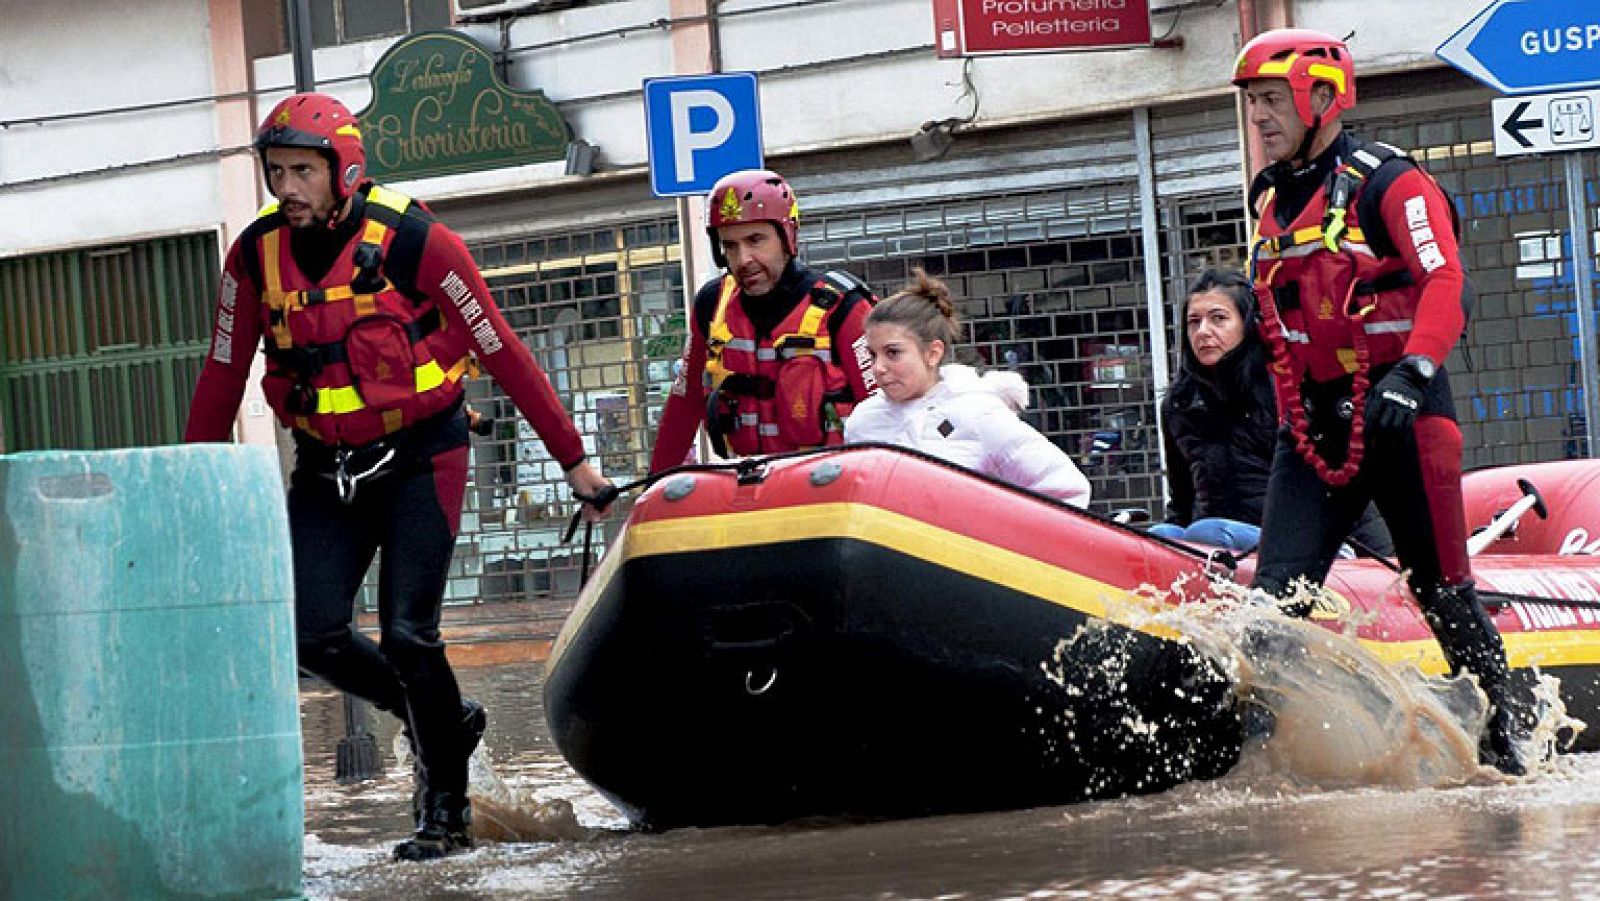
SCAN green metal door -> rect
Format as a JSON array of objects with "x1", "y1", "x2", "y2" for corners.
[{"x1": 0, "y1": 233, "x2": 218, "y2": 451}]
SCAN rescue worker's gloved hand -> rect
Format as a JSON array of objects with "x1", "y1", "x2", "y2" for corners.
[
  {"x1": 1366, "y1": 354, "x2": 1435, "y2": 446},
  {"x1": 564, "y1": 459, "x2": 616, "y2": 523}
]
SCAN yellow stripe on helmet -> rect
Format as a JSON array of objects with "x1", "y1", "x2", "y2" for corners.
[
  {"x1": 1254, "y1": 54, "x2": 1297, "y2": 77},
  {"x1": 1307, "y1": 62, "x2": 1348, "y2": 94}
]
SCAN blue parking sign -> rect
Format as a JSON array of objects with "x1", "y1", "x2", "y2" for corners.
[{"x1": 644, "y1": 73, "x2": 764, "y2": 197}]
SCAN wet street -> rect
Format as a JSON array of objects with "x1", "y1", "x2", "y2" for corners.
[{"x1": 301, "y1": 656, "x2": 1600, "y2": 900}]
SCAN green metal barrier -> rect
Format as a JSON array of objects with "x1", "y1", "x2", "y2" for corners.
[{"x1": 0, "y1": 445, "x2": 302, "y2": 900}]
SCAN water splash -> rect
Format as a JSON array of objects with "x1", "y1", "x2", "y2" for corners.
[
  {"x1": 1526, "y1": 668, "x2": 1587, "y2": 768},
  {"x1": 1217, "y1": 605, "x2": 1483, "y2": 790},
  {"x1": 393, "y1": 732, "x2": 594, "y2": 843},
  {"x1": 1038, "y1": 579, "x2": 1240, "y2": 799},
  {"x1": 1042, "y1": 574, "x2": 1584, "y2": 794}
]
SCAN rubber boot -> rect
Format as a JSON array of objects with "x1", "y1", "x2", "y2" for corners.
[
  {"x1": 1233, "y1": 616, "x2": 1301, "y2": 743},
  {"x1": 1238, "y1": 697, "x2": 1277, "y2": 743},
  {"x1": 393, "y1": 790, "x2": 473, "y2": 861},
  {"x1": 1248, "y1": 578, "x2": 1314, "y2": 619},
  {"x1": 1417, "y1": 582, "x2": 1528, "y2": 776},
  {"x1": 404, "y1": 699, "x2": 487, "y2": 828}
]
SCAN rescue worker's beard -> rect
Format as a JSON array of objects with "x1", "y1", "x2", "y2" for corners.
[
  {"x1": 286, "y1": 210, "x2": 331, "y2": 231},
  {"x1": 736, "y1": 260, "x2": 783, "y2": 297},
  {"x1": 286, "y1": 194, "x2": 346, "y2": 232},
  {"x1": 739, "y1": 272, "x2": 772, "y2": 296},
  {"x1": 278, "y1": 190, "x2": 330, "y2": 230},
  {"x1": 300, "y1": 168, "x2": 347, "y2": 231}
]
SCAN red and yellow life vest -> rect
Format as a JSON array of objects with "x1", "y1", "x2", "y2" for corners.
[
  {"x1": 703, "y1": 274, "x2": 860, "y2": 456},
  {"x1": 1249, "y1": 143, "x2": 1442, "y2": 485},
  {"x1": 1249, "y1": 150, "x2": 1426, "y2": 385},
  {"x1": 256, "y1": 184, "x2": 472, "y2": 446}
]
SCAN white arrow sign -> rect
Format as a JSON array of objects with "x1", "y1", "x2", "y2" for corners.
[{"x1": 1492, "y1": 88, "x2": 1600, "y2": 157}]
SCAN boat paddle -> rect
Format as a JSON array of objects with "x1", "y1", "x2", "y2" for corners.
[{"x1": 1467, "y1": 479, "x2": 1547, "y2": 556}]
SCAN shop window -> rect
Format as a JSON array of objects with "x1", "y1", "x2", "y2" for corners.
[
  {"x1": 1517, "y1": 230, "x2": 1563, "y2": 281},
  {"x1": 310, "y1": 0, "x2": 452, "y2": 48},
  {"x1": 1515, "y1": 217, "x2": 1600, "y2": 284},
  {"x1": 456, "y1": 216, "x2": 680, "y2": 612}
]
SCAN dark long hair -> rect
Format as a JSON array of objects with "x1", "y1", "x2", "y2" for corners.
[{"x1": 1167, "y1": 269, "x2": 1273, "y2": 415}]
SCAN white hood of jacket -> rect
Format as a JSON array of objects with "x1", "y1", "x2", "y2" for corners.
[{"x1": 938, "y1": 364, "x2": 1030, "y2": 412}]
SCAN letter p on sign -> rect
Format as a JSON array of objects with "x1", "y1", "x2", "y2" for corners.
[{"x1": 644, "y1": 73, "x2": 764, "y2": 197}]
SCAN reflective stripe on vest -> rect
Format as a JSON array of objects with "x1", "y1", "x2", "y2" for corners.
[
  {"x1": 777, "y1": 301, "x2": 835, "y2": 362},
  {"x1": 1251, "y1": 178, "x2": 1423, "y2": 380},
  {"x1": 1253, "y1": 222, "x2": 1372, "y2": 260},
  {"x1": 705, "y1": 274, "x2": 837, "y2": 388},
  {"x1": 257, "y1": 188, "x2": 471, "y2": 429},
  {"x1": 704, "y1": 276, "x2": 740, "y2": 386},
  {"x1": 1281, "y1": 319, "x2": 1409, "y2": 344},
  {"x1": 310, "y1": 355, "x2": 473, "y2": 414},
  {"x1": 702, "y1": 272, "x2": 859, "y2": 455}
]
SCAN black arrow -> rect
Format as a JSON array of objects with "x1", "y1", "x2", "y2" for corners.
[{"x1": 1502, "y1": 100, "x2": 1544, "y2": 149}]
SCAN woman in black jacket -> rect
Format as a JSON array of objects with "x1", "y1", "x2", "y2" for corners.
[{"x1": 1152, "y1": 269, "x2": 1391, "y2": 555}]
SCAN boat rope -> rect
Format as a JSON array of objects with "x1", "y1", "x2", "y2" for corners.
[
  {"x1": 1253, "y1": 253, "x2": 1375, "y2": 486},
  {"x1": 1480, "y1": 589, "x2": 1600, "y2": 613},
  {"x1": 558, "y1": 442, "x2": 1192, "y2": 584},
  {"x1": 554, "y1": 446, "x2": 1600, "y2": 619},
  {"x1": 562, "y1": 482, "x2": 626, "y2": 586}
]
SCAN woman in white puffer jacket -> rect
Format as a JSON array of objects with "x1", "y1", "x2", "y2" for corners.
[{"x1": 844, "y1": 269, "x2": 1092, "y2": 508}]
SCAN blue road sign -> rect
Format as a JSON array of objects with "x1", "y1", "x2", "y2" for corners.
[
  {"x1": 1437, "y1": 0, "x2": 1600, "y2": 95},
  {"x1": 643, "y1": 73, "x2": 763, "y2": 197}
]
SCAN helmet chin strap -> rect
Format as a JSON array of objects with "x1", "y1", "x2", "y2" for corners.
[
  {"x1": 324, "y1": 194, "x2": 355, "y2": 230},
  {"x1": 1290, "y1": 113, "x2": 1323, "y2": 169},
  {"x1": 323, "y1": 154, "x2": 354, "y2": 229}
]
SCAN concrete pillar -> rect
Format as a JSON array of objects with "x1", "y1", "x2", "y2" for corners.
[
  {"x1": 666, "y1": 1, "x2": 723, "y2": 462},
  {"x1": 208, "y1": 0, "x2": 276, "y2": 447},
  {"x1": 669, "y1": 0, "x2": 721, "y2": 302},
  {"x1": 1235, "y1": 0, "x2": 1298, "y2": 212}
]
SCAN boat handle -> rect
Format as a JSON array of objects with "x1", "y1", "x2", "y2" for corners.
[{"x1": 745, "y1": 666, "x2": 778, "y2": 696}]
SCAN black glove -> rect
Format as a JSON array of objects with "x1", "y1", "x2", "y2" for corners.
[{"x1": 1365, "y1": 354, "x2": 1435, "y2": 444}]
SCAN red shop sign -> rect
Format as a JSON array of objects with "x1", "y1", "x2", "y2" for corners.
[{"x1": 932, "y1": 0, "x2": 1153, "y2": 58}]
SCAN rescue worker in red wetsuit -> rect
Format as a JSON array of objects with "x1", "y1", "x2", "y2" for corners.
[
  {"x1": 650, "y1": 169, "x2": 878, "y2": 471},
  {"x1": 1235, "y1": 30, "x2": 1527, "y2": 774},
  {"x1": 185, "y1": 93, "x2": 613, "y2": 858}
]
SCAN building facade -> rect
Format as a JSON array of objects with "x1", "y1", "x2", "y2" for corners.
[{"x1": 2, "y1": 0, "x2": 1594, "y2": 626}]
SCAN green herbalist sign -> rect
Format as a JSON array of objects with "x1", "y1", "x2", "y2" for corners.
[{"x1": 358, "y1": 30, "x2": 572, "y2": 181}]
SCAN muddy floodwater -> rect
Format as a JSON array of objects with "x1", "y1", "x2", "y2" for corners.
[{"x1": 301, "y1": 652, "x2": 1600, "y2": 900}]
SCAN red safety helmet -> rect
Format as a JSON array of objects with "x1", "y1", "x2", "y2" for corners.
[
  {"x1": 255, "y1": 92, "x2": 367, "y2": 201},
  {"x1": 706, "y1": 169, "x2": 800, "y2": 268},
  {"x1": 1232, "y1": 28, "x2": 1357, "y2": 129}
]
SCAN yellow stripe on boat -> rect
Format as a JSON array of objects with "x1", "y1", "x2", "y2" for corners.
[
  {"x1": 587, "y1": 501, "x2": 1600, "y2": 676},
  {"x1": 625, "y1": 501, "x2": 1177, "y2": 637}
]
